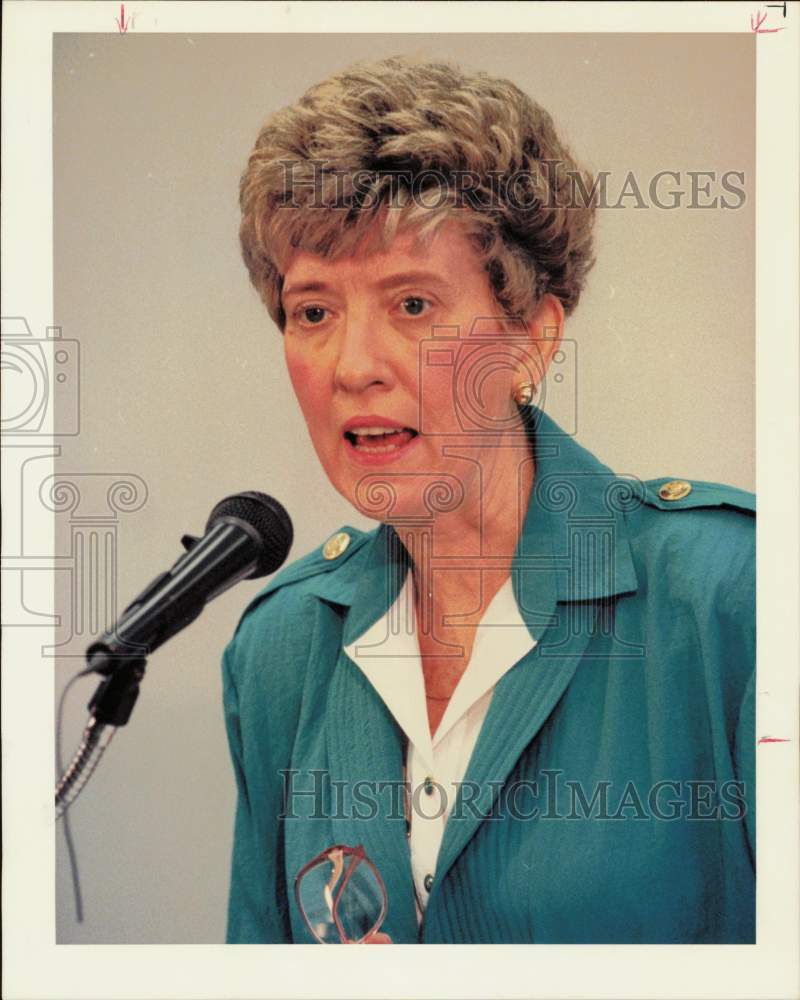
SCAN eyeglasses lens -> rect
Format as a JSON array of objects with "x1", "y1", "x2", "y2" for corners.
[{"x1": 298, "y1": 850, "x2": 384, "y2": 944}]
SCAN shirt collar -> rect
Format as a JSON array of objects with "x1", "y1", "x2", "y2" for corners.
[
  {"x1": 343, "y1": 573, "x2": 535, "y2": 764},
  {"x1": 342, "y1": 572, "x2": 431, "y2": 761}
]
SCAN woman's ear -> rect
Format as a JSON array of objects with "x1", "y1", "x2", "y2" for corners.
[{"x1": 520, "y1": 293, "x2": 565, "y2": 387}]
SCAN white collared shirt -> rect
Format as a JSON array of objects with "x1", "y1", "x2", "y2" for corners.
[{"x1": 343, "y1": 573, "x2": 536, "y2": 919}]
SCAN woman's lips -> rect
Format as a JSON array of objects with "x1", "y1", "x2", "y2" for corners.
[{"x1": 343, "y1": 427, "x2": 421, "y2": 465}]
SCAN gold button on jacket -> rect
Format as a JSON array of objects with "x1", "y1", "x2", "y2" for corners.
[
  {"x1": 323, "y1": 531, "x2": 351, "y2": 560},
  {"x1": 658, "y1": 479, "x2": 692, "y2": 501}
]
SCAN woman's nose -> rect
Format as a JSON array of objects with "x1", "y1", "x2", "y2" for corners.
[{"x1": 333, "y1": 319, "x2": 393, "y2": 394}]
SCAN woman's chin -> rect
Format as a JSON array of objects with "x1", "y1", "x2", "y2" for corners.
[{"x1": 349, "y1": 489, "x2": 434, "y2": 524}]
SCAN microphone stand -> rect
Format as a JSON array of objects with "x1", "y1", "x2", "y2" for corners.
[
  {"x1": 55, "y1": 654, "x2": 147, "y2": 819},
  {"x1": 54, "y1": 529, "x2": 203, "y2": 819}
]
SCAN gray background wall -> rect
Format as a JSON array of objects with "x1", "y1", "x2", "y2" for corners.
[{"x1": 54, "y1": 33, "x2": 754, "y2": 943}]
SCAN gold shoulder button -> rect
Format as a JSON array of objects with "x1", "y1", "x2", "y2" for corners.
[
  {"x1": 658, "y1": 480, "x2": 692, "y2": 501},
  {"x1": 323, "y1": 531, "x2": 351, "y2": 560}
]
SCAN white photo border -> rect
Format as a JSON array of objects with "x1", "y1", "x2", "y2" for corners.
[{"x1": 2, "y1": 2, "x2": 798, "y2": 998}]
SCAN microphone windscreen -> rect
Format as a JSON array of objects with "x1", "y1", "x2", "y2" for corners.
[{"x1": 206, "y1": 491, "x2": 293, "y2": 578}]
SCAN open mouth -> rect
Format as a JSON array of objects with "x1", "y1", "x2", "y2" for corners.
[{"x1": 343, "y1": 427, "x2": 419, "y2": 454}]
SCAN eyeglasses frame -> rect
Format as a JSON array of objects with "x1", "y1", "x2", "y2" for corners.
[{"x1": 294, "y1": 843, "x2": 389, "y2": 944}]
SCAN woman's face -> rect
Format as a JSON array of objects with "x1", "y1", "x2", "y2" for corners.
[{"x1": 281, "y1": 220, "x2": 561, "y2": 521}]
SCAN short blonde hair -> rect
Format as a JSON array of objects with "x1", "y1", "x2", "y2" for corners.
[{"x1": 239, "y1": 55, "x2": 596, "y2": 329}]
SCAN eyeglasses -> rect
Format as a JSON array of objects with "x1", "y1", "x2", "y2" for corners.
[{"x1": 294, "y1": 843, "x2": 388, "y2": 944}]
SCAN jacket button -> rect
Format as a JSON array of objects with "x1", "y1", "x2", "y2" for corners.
[
  {"x1": 658, "y1": 480, "x2": 692, "y2": 501},
  {"x1": 424, "y1": 873, "x2": 434, "y2": 893},
  {"x1": 424, "y1": 777, "x2": 434, "y2": 795},
  {"x1": 323, "y1": 531, "x2": 351, "y2": 560}
]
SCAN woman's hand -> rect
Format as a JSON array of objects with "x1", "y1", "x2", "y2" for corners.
[{"x1": 355, "y1": 930, "x2": 392, "y2": 943}]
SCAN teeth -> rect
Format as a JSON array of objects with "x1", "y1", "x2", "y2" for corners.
[
  {"x1": 355, "y1": 442, "x2": 403, "y2": 452},
  {"x1": 349, "y1": 426, "x2": 403, "y2": 436}
]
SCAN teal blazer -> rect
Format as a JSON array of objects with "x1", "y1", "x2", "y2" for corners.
[{"x1": 222, "y1": 410, "x2": 755, "y2": 943}]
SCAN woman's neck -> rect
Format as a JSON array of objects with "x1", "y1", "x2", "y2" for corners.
[{"x1": 395, "y1": 445, "x2": 535, "y2": 617}]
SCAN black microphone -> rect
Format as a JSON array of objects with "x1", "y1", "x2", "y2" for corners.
[{"x1": 86, "y1": 491, "x2": 293, "y2": 679}]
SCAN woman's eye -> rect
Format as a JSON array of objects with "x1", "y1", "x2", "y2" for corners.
[
  {"x1": 400, "y1": 296, "x2": 431, "y2": 317},
  {"x1": 297, "y1": 305, "x2": 327, "y2": 325}
]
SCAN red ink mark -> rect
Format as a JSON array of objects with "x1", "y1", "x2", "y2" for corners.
[
  {"x1": 115, "y1": 3, "x2": 132, "y2": 32},
  {"x1": 758, "y1": 736, "x2": 791, "y2": 744},
  {"x1": 751, "y1": 8, "x2": 785, "y2": 32}
]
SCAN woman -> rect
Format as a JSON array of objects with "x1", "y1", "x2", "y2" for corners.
[{"x1": 223, "y1": 56, "x2": 755, "y2": 943}]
